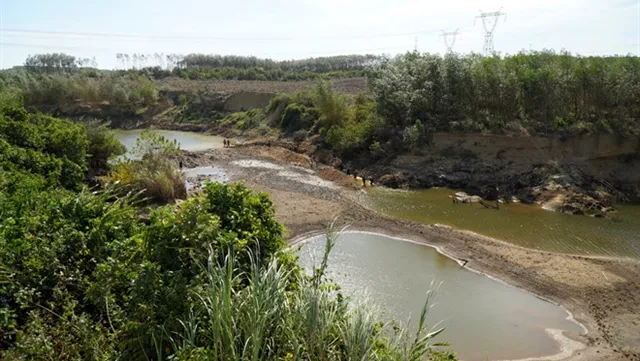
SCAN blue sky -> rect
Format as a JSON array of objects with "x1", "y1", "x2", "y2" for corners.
[{"x1": 1, "y1": 0, "x2": 638, "y2": 69}]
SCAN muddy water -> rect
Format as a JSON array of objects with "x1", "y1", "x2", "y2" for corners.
[
  {"x1": 113, "y1": 129, "x2": 224, "y2": 152},
  {"x1": 297, "y1": 232, "x2": 584, "y2": 361},
  {"x1": 183, "y1": 167, "x2": 228, "y2": 191},
  {"x1": 364, "y1": 187, "x2": 640, "y2": 259}
]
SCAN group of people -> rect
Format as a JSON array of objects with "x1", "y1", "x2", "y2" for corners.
[
  {"x1": 340, "y1": 165, "x2": 373, "y2": 188},
  {"x1": 223, "y1": 138, "x2": 232, "y2": 148}
]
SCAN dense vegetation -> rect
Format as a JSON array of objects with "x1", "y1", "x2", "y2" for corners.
[
  {"x1": 113, "y1": 53, "x2": 378, "y2": 81},
  {"x1": 0, "y1": 69, "x2": 159, "y2": 114},
  {"x1": 0, "y1": 100, "x2": 455, "y2": 360},
  {"x1": 216, "y1": 51, "x2": 640, "y2": 159},
  {"x1": 4, "y1": 50, "x2": 639, "y2": 157},
  {"x1": 368, "y1": 51, "x2": 640, "y2": 135},
  {"x1": 168, "y1": 54, "x2": 378, "y2": 81},
  {"x1": 24, "y1": 53, "x2": 99, "y2": 73}
]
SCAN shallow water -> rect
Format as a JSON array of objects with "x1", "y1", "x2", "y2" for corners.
[
  {"x1": 183, "y1": 167, "x2": 228, "y2": 191},
  {"x1": 113, "y1": 129, "x2": 224, "y2": 153},
  {"x1": 297, "y1": 232, "x2": 584, "y2": 361},
  {"x1": 364, "y1": 187, "x2": 640, "y2": 259}
]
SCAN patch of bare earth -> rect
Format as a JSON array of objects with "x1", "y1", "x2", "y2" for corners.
[{"x1": 155, "y1": 77, "x2": 367, "y2": 94}]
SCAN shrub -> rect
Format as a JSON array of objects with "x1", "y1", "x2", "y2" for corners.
[
  {"x1": 83, "y1": 121, "x2": 126, "y2": 175},
  {"x1": 314, "y1": 80, "x2": 348, "y2": 131},
  {"x1": 104, "y1": 131, "x2": 185, "y2": 202}
]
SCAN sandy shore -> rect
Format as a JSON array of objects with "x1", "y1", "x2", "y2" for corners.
[{"x1": 182, "y1": 145, "x2": 640, "y2": 361}]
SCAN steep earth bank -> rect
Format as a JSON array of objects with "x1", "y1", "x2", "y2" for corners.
[
  {"x1": 31, "y1": 77, "x2": 367, "y2": 129},
  {"x1": 271, "y1": 133, "x2": 640, "y2": 216}
]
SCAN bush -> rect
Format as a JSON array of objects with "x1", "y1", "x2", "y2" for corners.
[
  {"x1": 83, "y1": 121, "x2": 126, "y2": 175},
  {"x1": 104, "y1": 131, "x2": 185, "y2": 202},
  {"x1": 0, "y1": 105, "x2": 90, "y2": 190},
  {"x1": 402, "y1": 120, "x2": 428, "y2": 150},
  {"x1": 314, "y1": 80, "x2": 348, "y2": 131}
]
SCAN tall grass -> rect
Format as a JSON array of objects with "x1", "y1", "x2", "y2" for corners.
[
  {"x1": 103, "y1": 131, "x2": 186, "y2": 202},
  {"x1": 165, "y1": 224, "x2": 453, "y2": 361}
]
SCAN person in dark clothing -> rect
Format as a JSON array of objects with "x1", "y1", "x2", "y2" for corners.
[
  {"x1": 346, "y1": 168, "x2": 351, "y2": 176},
  {"x1": 179, "y1": 160, "x2": 183, "y2": 170}
]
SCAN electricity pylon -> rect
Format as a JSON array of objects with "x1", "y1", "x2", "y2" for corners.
[
  {"x1": 441, "y1": 29, "x2": 460, "y2": 53},
  {"x1": 475, "y1": 8, "x2": 506, "y2": 55}
]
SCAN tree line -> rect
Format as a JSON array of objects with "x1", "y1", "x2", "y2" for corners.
[
  {"x1": 24, "y1": 53, "x2": 98, "y2": 73},
  {"x1": 113, "y1": 53, "x2": 380, "y2": 72},
  {"x1": 367, "y1": 50, "x2": 640, "y2": 136},
  {"x1": 216, "y1": 50, "x2": 640, "y2": 159}
]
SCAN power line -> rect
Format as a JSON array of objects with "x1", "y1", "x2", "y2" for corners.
[
  {"x1": 1, "y1": 27, "x2": 445, "y2": 42},
  {"x1": 0, "y1": 41, "x2": 412, "y2": 58},
  {"x1": 474, "y1": 8, "x2": 506, "y2": 55}
]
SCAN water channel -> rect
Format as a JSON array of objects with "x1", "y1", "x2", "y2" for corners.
[
  {"x1": 364, "y1": 187, "x2": 640, "y2": 259},
  {"x1": 297, "y1": 232, "x2": 585, "y2": 361},
  {"x1": 113, "y1": 129, "x2": 225, "y2": 153}
]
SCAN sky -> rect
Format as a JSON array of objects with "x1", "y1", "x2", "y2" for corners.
[{"x1": 1, "y1": 0, "x2": 639, "y2": 69}]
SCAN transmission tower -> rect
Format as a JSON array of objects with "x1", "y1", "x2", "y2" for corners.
[
  {"x1": 475, "y1": 8, "x2": 506, "y2": 55},
  {"x1": 441, "y1": 29, "x2": 460, "y2": 53}
]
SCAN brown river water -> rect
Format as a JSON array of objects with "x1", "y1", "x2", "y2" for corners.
[
  {"x1": 364, "y1": 187, "x2": 640, "y2": 260},
  {"x1": 113, "y1": 129, "x2": 225, "y2": 153},
  {"x1": 297, "y1": 232, "x2": 585, "y2": 361}
]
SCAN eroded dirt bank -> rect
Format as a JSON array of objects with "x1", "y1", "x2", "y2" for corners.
[
  {"x1": 183, "y1": 145, "x2": 640, "y2": 361},
  {"x1": 243, "y1": 133, "x2": 640, "y2": 217},
  {"x1": 345, "y1": 133, "x2": 640, "y2": 217}
]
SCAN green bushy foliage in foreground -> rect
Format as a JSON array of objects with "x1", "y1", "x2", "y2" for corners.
[
  {"x1": 0, "y1": 104, "x2": 122, "y2": 189},
  {"x1": 0, "y1": 102, "x2": 456, "y2": 361},
  {"x1": 0, "y1": 178, "x2": 455, "y2": 360}
]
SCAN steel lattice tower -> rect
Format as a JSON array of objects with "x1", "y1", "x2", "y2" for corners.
[
  {"x1": 441, "y1": 29, "x2": 460, "y2": 53},
  {"x1": 475, "y1": 8, "x2": 506, "y2": 55}
]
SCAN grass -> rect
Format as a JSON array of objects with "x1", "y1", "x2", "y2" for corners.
[{"x1": 162, "y1": 223, "x2": 454, "y2": 361}]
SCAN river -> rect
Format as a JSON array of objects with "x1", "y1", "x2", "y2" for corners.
[
  {"x1": 297, "y1": 232, "x2": 584, "y2": 361},
  {"x1": 364, "y1": 187, "x2": 640, "y2": 259},
  {"x1": 113, "y1": 129, "x2": 225, "y2": 153}
]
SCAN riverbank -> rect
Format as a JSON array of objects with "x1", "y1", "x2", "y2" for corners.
[{"x1": 183, "y1": 144, "x2": 640, "y2": 361}]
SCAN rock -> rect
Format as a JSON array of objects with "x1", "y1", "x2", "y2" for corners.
[
  {"x1": 378, "y1": 174, "x2": 400, "y2": 188},
  {"x1": 453, "y1": 192, "x2": 482, "y2": 203},
  {"x1": 560, "y1": 203, "x2": 585, "y2": 216}
]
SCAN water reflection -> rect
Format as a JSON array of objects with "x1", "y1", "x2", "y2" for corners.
[
  {"x1": 365, "y1": 187, "x2": 640, "y2": 259},
  {"x1": 113, "y1": 129, "x2": 224, "y2": 153},
  {"x1": 297, "y1": 232, "x2": 584, "y2": 361}
]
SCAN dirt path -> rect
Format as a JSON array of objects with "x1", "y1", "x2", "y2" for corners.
[{"x1": 183, "y1": 145, "x2": 640, "y2": 361}]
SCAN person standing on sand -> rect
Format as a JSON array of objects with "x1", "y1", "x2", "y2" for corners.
[{"x1": 179, "y1": 159, "x2": 183, "y2": 170}]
